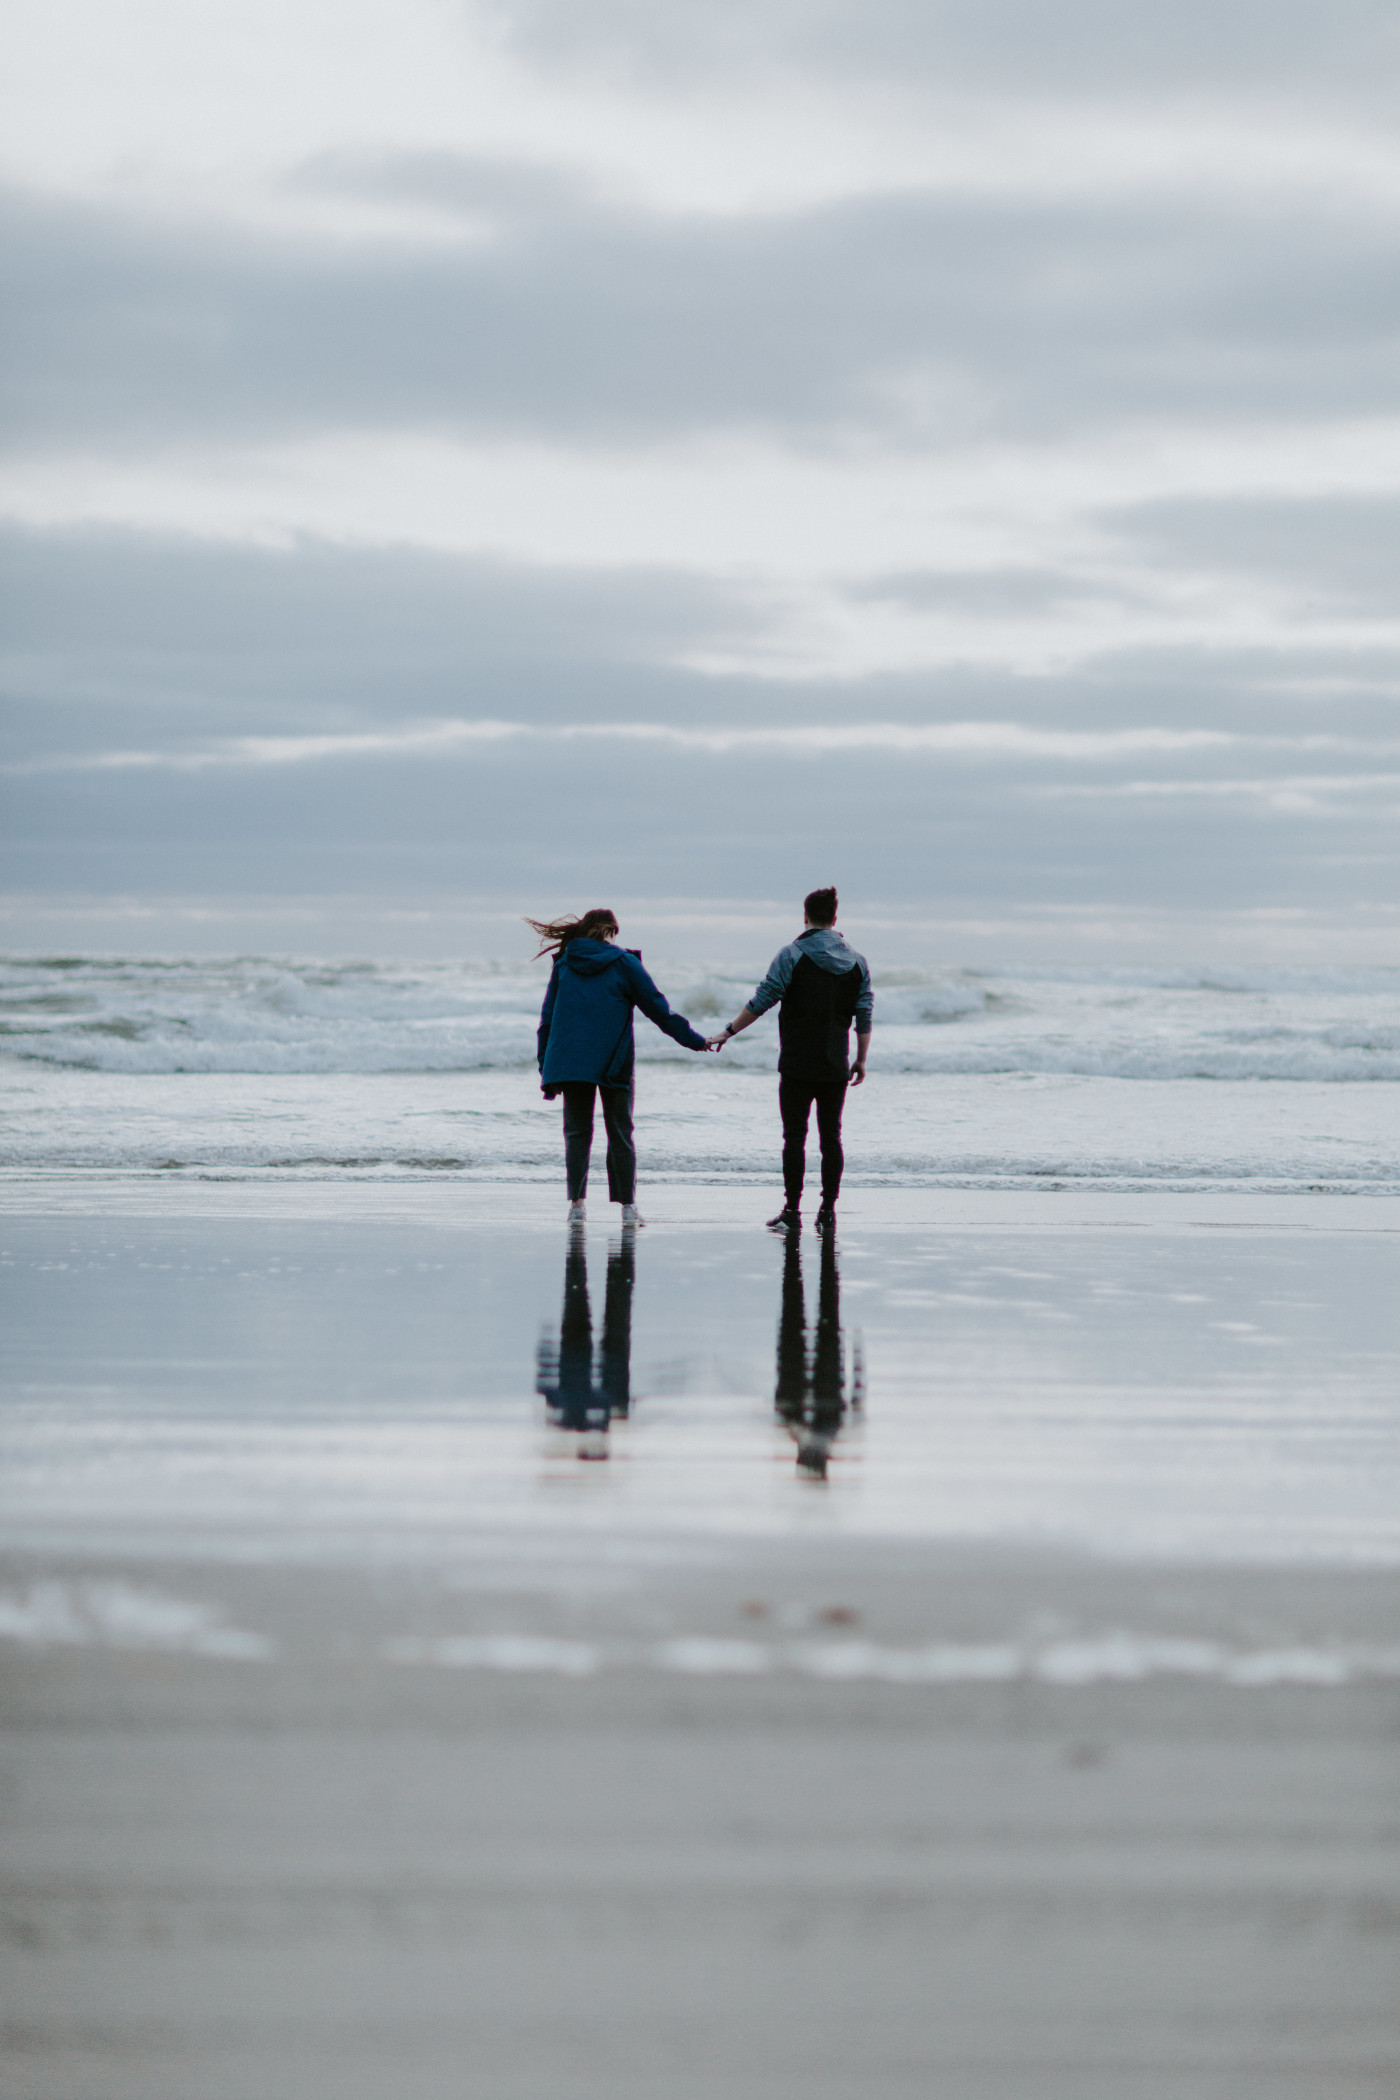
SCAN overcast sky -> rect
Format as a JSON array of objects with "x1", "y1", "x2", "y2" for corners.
[{"x1": 2, "y1": 0, "x2": 1398, "y2": 960}]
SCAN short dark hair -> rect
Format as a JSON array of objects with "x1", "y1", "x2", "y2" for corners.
[{"x1": 804, "y1": 886, "x2": 838, "y2": 926}]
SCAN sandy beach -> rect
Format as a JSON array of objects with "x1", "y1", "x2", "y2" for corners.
[
  {"x1": 2, "y1": 1180, "x2": 1397, "y2": 2096},
  {"x1": 3, "y1": 1542, "x2": 1399, "y2": 2100}
]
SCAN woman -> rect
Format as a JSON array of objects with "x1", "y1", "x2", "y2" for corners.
[{"x1": 528, "y1": 908, "x2": 711, "y2": 1226}]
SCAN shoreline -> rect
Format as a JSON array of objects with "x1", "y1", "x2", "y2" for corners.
[{"x1": 3, "y1": 1177, "x2": 1398, "y2": 1223}]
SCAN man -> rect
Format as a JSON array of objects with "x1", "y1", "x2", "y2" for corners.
[{"x1": 709, "y1": 886, "x2": 873, "y2": 1234}]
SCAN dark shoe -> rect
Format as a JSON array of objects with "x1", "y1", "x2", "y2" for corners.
[
  {"x1": 814, "y1": 1205, "x2": 835, "y2": 1235},
  {"x1": 766, "y1": 1206, "x2": 801, "y2": 1232}
]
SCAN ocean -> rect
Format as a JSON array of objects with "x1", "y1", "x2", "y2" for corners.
[{"x1": 2, "y1": 951, "x2": 1397, "y2": 1193}]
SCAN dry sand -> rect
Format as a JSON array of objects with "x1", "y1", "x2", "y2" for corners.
[{"x1": 3, "y1": 1541, "x2": 1398, "y2": 2100}]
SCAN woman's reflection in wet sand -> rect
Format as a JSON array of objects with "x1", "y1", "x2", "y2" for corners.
[
  {"x1": 536, "y1": 1224, "x2": 635, "y2": 1460},
  {"x1": 774, "y1": 1232, "x2": 864, "y2": 1479}
]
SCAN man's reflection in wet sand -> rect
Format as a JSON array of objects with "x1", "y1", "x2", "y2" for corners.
[
  {"x1": 536, "y1": 1226, "x2": 635, "y2": 1460},
  {"x1": 774, "y1": 1232, "x2": 864, "y2": 1479}
]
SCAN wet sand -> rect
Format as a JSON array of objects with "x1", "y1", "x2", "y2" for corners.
[{"x1": 2, "y1": 1184, "x2": 1398, "y2": 2096}]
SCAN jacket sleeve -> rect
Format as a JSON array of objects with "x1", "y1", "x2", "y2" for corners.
[
  {"x1": 748, "y1": 942, "x2": 798, "y2": 1018},
  {"x1": 537, "y1": 961, "x2": 560, "y2": 1069},
  {"x1": 624, "y1": 957, "x2": 708, "y2": 1051},
  {"x1": 854, "y1": 957, "x2": 874, "y2": 1031}
]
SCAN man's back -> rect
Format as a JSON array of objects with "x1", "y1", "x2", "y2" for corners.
[
  {"x1": 779, "y1": 950, "x2": 865, "y2": 1082},
  {"x1": 750, "y1": 925, "x2": 873, "y2": 1085}
]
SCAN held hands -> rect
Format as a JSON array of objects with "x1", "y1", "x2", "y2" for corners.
[{"x1": 707, "y1": 1005, "x2": 756, "y2": 1053}]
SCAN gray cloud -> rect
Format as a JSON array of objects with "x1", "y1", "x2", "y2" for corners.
[
  {"x1": 850, "y1": 570, "x2": 1134, "y2": 618},
  {"x1": 8, "y1": 703, "x2": 1394, "y2": 916},
  {"x1": 0, "y1": 526, "x2": 765, "y2": 752},
  {"x1": 4, "y1": 520, "x2": 1396, "y2": 925},
  {"x1": 6, "y1": 527, "x2": 1398, "y2": 771},
  {"x1": 4, "y1": 169, "x2": 1398, "y2": 453},
  {"x1": 1104, "y1": 495, "x2": 1400, "y2": 615},
  {"x1": 485, "y1": 0, "x2": 1400, "y2": 104}
]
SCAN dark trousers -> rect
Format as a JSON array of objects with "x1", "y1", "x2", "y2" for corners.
[
  {"x1": 779, "y1": 1076, "x2": 848, "y2": 1209},
  {"x1": 561, "y1": 1083, "x2": 635, "y2": 1204}
]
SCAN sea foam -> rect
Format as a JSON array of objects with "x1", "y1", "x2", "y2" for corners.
[{"x1": 2, "y1": 954, "x2": 1397, "y2": 1081}]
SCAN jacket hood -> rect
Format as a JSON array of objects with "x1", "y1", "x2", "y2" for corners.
[
  {"x1": 560, "y1": 938, "x2": 630, "y2": 978},
  {"x1": 798, "y1": 927, "x2": 860, "y2": 975}
]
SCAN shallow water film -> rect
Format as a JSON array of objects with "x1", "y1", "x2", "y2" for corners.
[{"x1": 3, "y1": 1187, "x2": 1398, "y2": 1562}]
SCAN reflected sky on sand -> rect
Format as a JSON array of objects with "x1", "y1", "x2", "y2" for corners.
[{"x1": 0, "y1": 1188, "x2": 1397, "y2": 1564}]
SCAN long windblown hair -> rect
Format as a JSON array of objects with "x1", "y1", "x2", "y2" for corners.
[{"x1": 525, "y1": 907, "x2": 619, "y2": 961}]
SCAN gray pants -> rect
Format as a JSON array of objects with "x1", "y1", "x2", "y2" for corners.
[{"x1": 561, "y1": 1083, "x2": 635, "y2": 1204}]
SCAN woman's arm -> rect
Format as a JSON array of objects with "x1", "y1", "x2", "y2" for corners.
[
  {"x1": 624, "y1": 956, "x2": 709, "y2": 1051},
  {"x1": 536, "y1": 961, "x2": 560, "y2": 1068}
]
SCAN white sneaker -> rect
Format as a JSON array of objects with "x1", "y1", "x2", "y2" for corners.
[
  {"x1": 568, "y1": 1200, "x2": 586, "y2": 1224},
  {"x1": 620, "y1": 1204, "x2": 645, "y2": 1228}
]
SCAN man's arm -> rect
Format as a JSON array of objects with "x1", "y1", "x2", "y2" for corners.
[
  {"x1": 849, "y1": 955, "x2": 874, "y2": 1082},
  {"x1": 707, "y1": 944, "x2": 796, "y2": 1049},
  {"x1": 707, "y1": 1004, "x2": 759, "y2": 1050}
]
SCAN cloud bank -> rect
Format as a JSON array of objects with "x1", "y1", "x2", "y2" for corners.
[{"x1": 1, "y1": 0, "x2": 1397, "y2": 954}]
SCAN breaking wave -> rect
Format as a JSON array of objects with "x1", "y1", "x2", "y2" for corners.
[{"x1": 1, "y1": 953, "x2": 1398, "y2": 1082}]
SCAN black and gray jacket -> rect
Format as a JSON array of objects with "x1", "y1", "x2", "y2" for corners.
[{"x1": 749, "y1": 927, "x2": 873, "y2": 1084}]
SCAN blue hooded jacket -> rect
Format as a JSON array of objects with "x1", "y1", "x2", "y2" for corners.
[{"x1": 537, "y1": 940, "x2": 707, "y2": 1092}]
